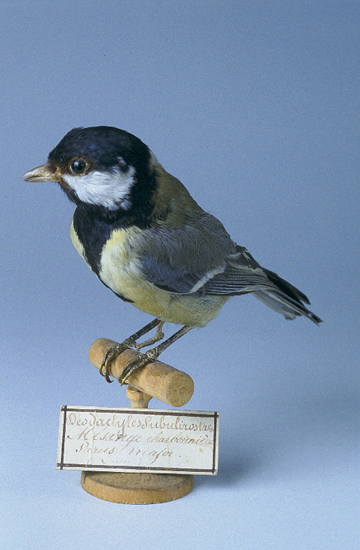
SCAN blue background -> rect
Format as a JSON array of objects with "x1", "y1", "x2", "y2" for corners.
[{"x1": 1, "y1": 1, "x2": 359, "y2": 548}]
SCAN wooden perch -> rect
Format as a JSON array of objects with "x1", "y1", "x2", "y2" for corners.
[{"x1": 88, "y1": 338, "x2": 194, "y2": 408}]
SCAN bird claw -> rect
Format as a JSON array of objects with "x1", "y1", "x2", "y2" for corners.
[
  {"x1": 100, "y1": 339, "x2": 135, "y2": 383},
  {"x1": 100, "y1": 323, "x2": 191, "y2": 385},
  {"x1": 118, "y1": 350, "x2": 158, "y2": 385}
]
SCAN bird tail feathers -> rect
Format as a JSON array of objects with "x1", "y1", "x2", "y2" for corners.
[{"x1": 254, "y1": 268, "x2": 322, "y2": 325}]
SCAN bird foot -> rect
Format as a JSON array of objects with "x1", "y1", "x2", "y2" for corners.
[
  {"x1": 118, "y1": 349, "x2": 159, "y2": 385},
  {"x1": 100, "y1": 323, "x2": 191, "y2": 385},
  {"x1": 100, "y1": 338, "x2": 136, "y2": 383}
]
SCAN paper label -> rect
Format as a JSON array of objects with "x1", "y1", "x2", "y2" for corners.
[{"x1": 57, "y1": 406, "x2": 219, "y2": 475}]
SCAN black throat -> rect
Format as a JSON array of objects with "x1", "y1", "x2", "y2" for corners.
[
  {"x1": 72, "y1": 204, "x2": 153, "y2": 277},
  {"x1": 70, "y1": 154, "x2": 159, "y2": 275}
]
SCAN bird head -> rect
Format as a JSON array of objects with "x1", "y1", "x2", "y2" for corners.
[{"x1": 23, "y1": 126, "x2": 158, "y2": 217}]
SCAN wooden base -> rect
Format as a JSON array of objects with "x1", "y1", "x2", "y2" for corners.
[{"x1": 81, "y1": 471, "x2": 194, "y2": 504}]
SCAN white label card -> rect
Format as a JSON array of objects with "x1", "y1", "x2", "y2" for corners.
[{"x1": 57, "y1": 406, "x2": 219, "y2": 475}]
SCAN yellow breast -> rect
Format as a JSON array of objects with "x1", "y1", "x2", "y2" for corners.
[
  {"x1": 99, "y1": 227, "x2": 228, "y2": 327},
  {"x1": 70, "y1": 221, "x2": 227, "y2": 327}
]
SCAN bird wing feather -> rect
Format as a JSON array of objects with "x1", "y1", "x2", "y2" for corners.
[
  {"x1": 137, "y1": 212, "x2": 272, "y2": 296},
  {"x1": 138, "y1": 212, "x2": 235, "y2": 294},
  {"x1": 136, "y1": 213, "x2": 322, "y2": 325}
]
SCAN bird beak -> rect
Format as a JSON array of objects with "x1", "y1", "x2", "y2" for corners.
[{"x1": 22, "y1": 164, "x2": 59, "y2": 182}]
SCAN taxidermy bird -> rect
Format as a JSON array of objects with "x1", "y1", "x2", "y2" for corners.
[{"x1": 23, "y1": 126, "x2": 321, "y2": 384}]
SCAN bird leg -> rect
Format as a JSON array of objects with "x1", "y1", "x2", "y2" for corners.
[
  {"x1": 118, "y1": 325, "x2": 193, "y2": 385},
  {"x1": 100, "y1": 318, "x2": 163, "y2": 383},
  {"x1": 134, "y1": 321, "x2": 165, "y2": 351}
]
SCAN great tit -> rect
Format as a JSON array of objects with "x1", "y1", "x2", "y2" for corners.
[{"x1": 23, "y1": 126, "x2": 322, "y2": 384}]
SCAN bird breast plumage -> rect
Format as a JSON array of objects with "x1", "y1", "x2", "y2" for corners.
[{"x1": 70, "y1": 219, "x2": 228, "y2": 327}]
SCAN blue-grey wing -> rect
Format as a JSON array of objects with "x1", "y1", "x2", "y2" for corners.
[
  {"x1": 137, "y1": 212, "x2": 269, "y2": 296},
  {"x1": 137, "y1": 216, "x2": 322, "y2": 324},
  {"x1": 137, "y1": 212, "x2": 235, "y2": 294},
  {"x1": 202, "y1": 245, "x2": 271, "y2": 295}
]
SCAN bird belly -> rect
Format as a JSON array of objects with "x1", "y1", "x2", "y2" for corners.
[{"x1": 98, "y1": 228, "x2": 228, "y2": 327}]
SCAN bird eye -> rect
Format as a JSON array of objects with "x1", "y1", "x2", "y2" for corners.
[{"x1": 70, "y1": 159, "x2": 87, "y2": 175}]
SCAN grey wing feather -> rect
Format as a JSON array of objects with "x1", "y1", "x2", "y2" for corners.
[
  {"x1": 139, "y1": 212, "x2": 236, "y2": 294},
  {"x1": 138, "y1": 214, "x2": 322, "y2": 325},
  {"x1": 204, "y1": 246, "x2": 322, "y2": 324},
  {"x1": 202, "y1": 245, "x2": 270, "y2": 294}
]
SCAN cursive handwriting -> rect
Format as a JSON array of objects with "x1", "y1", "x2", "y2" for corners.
[{"x1": 61, "y1": 409, "x2": 217, "y2": 471}]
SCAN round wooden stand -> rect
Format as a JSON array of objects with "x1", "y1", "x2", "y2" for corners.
[{"x1": 81, "y1": 471, "x2": 194, "y2": 504}]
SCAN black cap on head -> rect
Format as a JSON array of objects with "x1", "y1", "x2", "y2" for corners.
[{"x1": 48, "y1": 126, "x2": 150, "y2": 171}]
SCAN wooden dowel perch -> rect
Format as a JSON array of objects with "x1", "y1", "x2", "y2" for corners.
[{"x1": 89, "y1": 338, "x2": 194, "y2": 408}]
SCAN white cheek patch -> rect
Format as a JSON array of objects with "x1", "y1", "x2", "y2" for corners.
[{"x1": 63, "y1": 166, "x2": 136, "y2": 210}]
